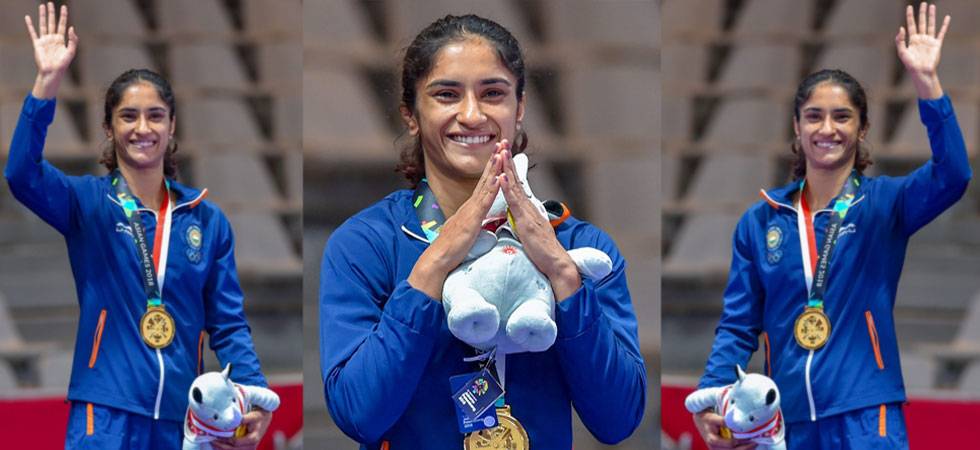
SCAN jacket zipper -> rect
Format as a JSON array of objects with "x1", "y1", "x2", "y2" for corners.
[{"x1": 795, "y1": 195, "x2": 818, "y2": 421}]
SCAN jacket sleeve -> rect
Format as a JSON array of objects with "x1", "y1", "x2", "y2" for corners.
[
  {"x1": 319, "y1": 220, "x2": 444, "y2": 444},
  {"x1": 898, "y1": 95, "x2": 972, "y2": 235},
  {"x1": 3, "y1": 95, "x2": 78, "y2": 235},
  {"x1": 698, "y1": 213, "x2": 765, "y2": 389},
  {"x1": 203, "y1": 210, "x2": 267, "y2": 388},
  {"x1": 553, "y1": 225, "x2": 647, "y2": 445}
]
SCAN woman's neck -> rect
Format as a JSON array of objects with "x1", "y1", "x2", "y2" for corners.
[
  {"x1": 803, "y1": 163, "x2": 853, "y2": 211},
  {"x1": 119, "y1": 164, "x2": 166, "y2": 211},
  {"x1": 425, "y1": 174, "x2": 478, "y2": 219}
]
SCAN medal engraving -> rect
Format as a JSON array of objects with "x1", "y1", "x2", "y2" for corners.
[
  {"x1": 465, "y1": 406, "x2": 529, "y2": 450},
  {"x1": 794, "y1": 308, "x2": 830, "y2": 350},
  {"x1": 140, "y1": 306, "x2": 175, "y2": 349}
]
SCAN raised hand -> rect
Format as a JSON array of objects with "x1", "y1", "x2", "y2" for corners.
[
  {"x1": 26, "y1": 2, "x2": 78, "y2": 99},
  {"x1": 895, "y1": 2, "x2": 948, "y2": 99}
]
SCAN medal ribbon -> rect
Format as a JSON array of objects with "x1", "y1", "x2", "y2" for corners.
[
  {"x1": 113, "y1": 172, "x2": 174, "y2": 308},
  {"x1": 796, "y1": 172, "x2": 859, "y2": 309}
]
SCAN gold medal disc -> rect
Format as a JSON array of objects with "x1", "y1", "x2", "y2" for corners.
[
  {"x1": 794, "y1": 307, "x2": 831, "y2": 350},
  {"x1": 140, "y1": 306, "x2": 175, "y2": 349},
  {"x1": 464, "y1": 405, "x2": 529, "y2": 450}
]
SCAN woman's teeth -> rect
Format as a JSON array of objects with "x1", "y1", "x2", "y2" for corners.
[{"x1": 451, "y1": 135, "x2": 491, "y2": 144}]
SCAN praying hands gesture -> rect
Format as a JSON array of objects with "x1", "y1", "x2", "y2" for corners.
[
  {"x1": 496, "y1": 144, "x2": 582, "y2": 301},
  {"x1": 26, "y1": 2, "x2": 78, "y2": 99},
  {"x1": 895, "y1": 2, "x2": 949, "y2": 100}
]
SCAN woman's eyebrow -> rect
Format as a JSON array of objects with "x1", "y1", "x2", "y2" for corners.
[
  {"x1": 480, "y1": 77, "x2": 511, "y2": 86},
  {"x1": 426, "y1": 79, "x2": 461, "y2": 89},
  {"x1": 426, "y1": 78, "x2": 512, "y2": 89}
]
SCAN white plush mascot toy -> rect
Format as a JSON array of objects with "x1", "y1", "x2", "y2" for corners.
[
  {"x1": 183, "y1": 363, "x2": 281, "y2": 450},
  {"x1": 442, "y1": 153, "x2": 613, "y2": 354},
  {"x1": 685, "y1": 365, "x2": 785, "y2": 450}
]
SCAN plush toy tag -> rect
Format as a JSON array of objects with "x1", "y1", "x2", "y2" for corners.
[{"x1": 450, "y1": 368, "x2": 504, "y2": 430}]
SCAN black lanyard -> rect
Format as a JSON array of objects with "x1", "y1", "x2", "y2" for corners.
[
  {"x1": 113, "y1": 172, "x2": 166, "y2": 308},
  {"x1": 801, "y1": 172, "x2": 860, "y2": 309}
]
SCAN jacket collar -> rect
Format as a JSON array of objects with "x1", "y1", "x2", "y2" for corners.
[
  {"x1": 758, "y1": 175, "x2": 867, "y2": 213},
  {"x1": 388, "y1": 189, "x2": 429, "y2": 244},
  {"x1": 105, "y1": 175, "x2": 209, "y2": 213}
]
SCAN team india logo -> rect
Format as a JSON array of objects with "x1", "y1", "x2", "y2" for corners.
[
  {"x1": 766, "y1": 225, "x2": 783, "y2": 264},
  {"x1": 187, "y1": 225, "x2": 202, "y2": 249},
  {"x1": 185, "y1": 225, "x2": 203, "y2": 263},
  {"x1": 766, "y1": 225, "x2": 782, "y2": 250}
]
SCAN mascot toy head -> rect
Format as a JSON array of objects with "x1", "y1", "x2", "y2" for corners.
[
  {"x1": 187, "y1": 363, "x2": 244, "y2": 433},
  {"x1": 724, "y1": 365, "x2": 781, "y2": 435}
]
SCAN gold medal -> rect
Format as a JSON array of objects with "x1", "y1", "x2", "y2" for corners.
[
  {"x1": 464, "y1": 405, "x2": 529, "y2": 450},
  {"x1": 794, "y1": 307, "x2": 831, "y2": 350},
  {"x1": 140, "y1": 306, "x2": 175, "y2": 349}
]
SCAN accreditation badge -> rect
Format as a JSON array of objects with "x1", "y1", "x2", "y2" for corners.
[
  {"x1": 464, "y1": 405, "x2": 529, "y2": 450},
  {"x1": 794, "y1": 307, "x2": 831, "y2": 350},
  {"x1": 140, "y1": 306, "x2": 175, "y2": 349}
]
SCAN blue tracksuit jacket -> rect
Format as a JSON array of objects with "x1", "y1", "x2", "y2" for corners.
[
  {"x1": 4, "y1": 95, "x2": 267, "y2": 422},
  {"x1": 319, "y1": 190, "x2": 647, "y2": 449},
  {"x1": 699, "y1": 95, "x2": 971, "y2": 424}
]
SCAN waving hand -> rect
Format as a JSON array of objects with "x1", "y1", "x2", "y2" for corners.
[
  {"x1": 895, "y1": 2, "x2": 948, "y2": 99},
  {"x1": 26, "y1": 2, "x2": 78, "y2": 99}
]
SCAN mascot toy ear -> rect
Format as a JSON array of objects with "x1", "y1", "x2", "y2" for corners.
[
  {"x1": 766, "y1": 388, "x2": 777, "y2": 406},
  {"x1": 221, "y1": 363, "x2": 232, "y2": 381},
  {"x1": 192, "y1": 387, "x2": 203, "y2": 404},
  {"x1": 735, "y1": 364, "x2": 747, "y2": 383}
]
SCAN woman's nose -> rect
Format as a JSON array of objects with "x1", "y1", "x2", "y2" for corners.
[
  {"x1": 457, "y1": 93, "x2": 486, "y2": 126},
  {"x1": 136, "y1": 116, "x2": 151, "y2": 133}
]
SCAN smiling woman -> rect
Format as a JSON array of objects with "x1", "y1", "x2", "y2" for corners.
[
  {"x1": 403, "y1": 38, "x2": 525, "y2": 189},
  {"x1": 690, "y1": 3, "x2": 971, "y2": 449},
  {"x1": 319, "y1": 13, "x2": 646, "y2": 449},
  {"x1": 3, "y1": 4, "x2": 275, "y2": 449},
  {"x1": 99, "y1": 70, "x2": 178, "y2": 189}
]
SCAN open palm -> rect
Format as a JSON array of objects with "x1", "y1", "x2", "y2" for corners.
[
  {"x1": 26, "y1": 3, "x2": 77, "y2": 78},
  {"x1": 895, "y1": 2, "x2": 948, "y2": 77}
]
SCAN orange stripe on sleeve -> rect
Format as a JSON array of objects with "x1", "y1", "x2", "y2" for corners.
[
  {"x1": 86, "y1": 403, "x2": 94, "y2": 436},
  {"x1": 865, "y1": 311, "x2": 885, "y2": 370},
  {"x1": 88, "y1": 310, "x2": 107, "y2": 369},
  {"x1": 879, "y1": 404, "x2": 887, "y2": 437}
]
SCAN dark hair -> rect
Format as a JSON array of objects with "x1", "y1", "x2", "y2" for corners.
[
  {"x1": 790, "y1": 69, "x2": 872, "y2": 180},
  {"x1": 100, "y1": 68, "x2": 179, "y2": 179},
  {"x1": 396, "y1": 14, "x2": 527, "y2": 187}
]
